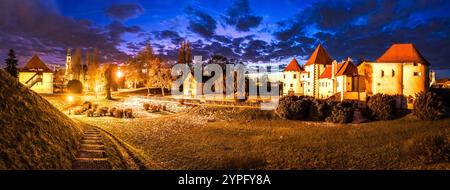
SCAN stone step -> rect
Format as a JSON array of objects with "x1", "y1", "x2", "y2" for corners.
[
  {"x1": 80, "y1": 144, "x2": 105, "y2": 150},
  {"x1": 83, "y1": 136, "x2": 102, "y2": 140},
  {"x1": 81, "y1": 141, "x2": 104, "y2": 146},
  {"x1": 78, "y1": 150, "x2": 107, "y2": 158},
  {"x1": 73, "y1": 158, "x2": 110, "y2": 170}
]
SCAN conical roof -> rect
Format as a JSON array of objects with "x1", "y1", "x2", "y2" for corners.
[
  {"x1": 304, "y1": 44, "x2": 333, "y2": 66},
  {"x1": 284, "y1": 58, "x2": 303, "y2": 72},
  {"x1": 376, "y1": 43, "x2": 429, "y2": 65}
]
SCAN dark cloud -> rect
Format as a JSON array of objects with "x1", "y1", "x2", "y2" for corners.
[
  {"x1": 105, "y1": 3, "x2": 144, "y2": 20},
  {"x1": 0, "y1": 0, "x2": 142, "y2": 66},
  {"x1": 223, "y1": 0, "x2": 263, "y2": 31},
  {"x1": 272, "y1": 0, "x2": 450, "y2": 68},
  {"x1": 107, "y1": 21, "x2": 142, "y2": 44},
  {"x1": 153, "y1": 30, "x2": 183, "y2": 44},
  {"x1": 185, "y1": 6, "x2": 217, "y2": 38}
]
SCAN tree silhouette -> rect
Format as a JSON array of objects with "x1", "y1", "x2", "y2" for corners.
[{"x1": 4, "y1": 49, "x2": 18, "y2": 78}]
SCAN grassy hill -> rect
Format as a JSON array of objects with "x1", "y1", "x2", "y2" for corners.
[{"x1": 0, "y1": 69, "x2": 83, "y2": 169}]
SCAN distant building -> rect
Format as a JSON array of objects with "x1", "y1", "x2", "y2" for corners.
[
  {"x1": 318, "y1": 58, "x2": 360, "y2": 101},
  {"x1": 359, "y1": 44, "x2": 430, "y2": 104},
  {"x1": 282, "y1": 58, "x2": 304, "y2": 96},
  {"x1": 282, "y1": 43, "x2": 431, "y2": 108},
  {"x1": 301, "y1": 44, "x2": 334, "y2": 98},
  {"x1": 18, "y1": 55, "x2": 54, "y2": 94}
]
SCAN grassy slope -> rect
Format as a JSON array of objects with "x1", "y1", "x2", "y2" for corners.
[{"x1": 0, "y1": 69, "x2": 83, "y2": 169}]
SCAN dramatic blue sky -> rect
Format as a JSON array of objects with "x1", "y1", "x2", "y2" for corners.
[{"x1": 1, "y1": 0, "x2": 450, "y2": 77}]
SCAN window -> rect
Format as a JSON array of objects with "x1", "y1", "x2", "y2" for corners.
[
  {"x1": 283, "y1": 74, "x2": 285, "y2": 79},
  {"x1": 301, "y1": 84, "x2": 303, "y2": 87},
  {"x1": 381, "y1": 70, "x2": 384, "y2": 77},
  {"x1": 414, "y1": 63, "x2": 418, "y2": 66},
  {"x1": 308, "y1": 73, "x2": 310, "y2": 78},
  {"x1": 290, "y1": 84, "x2": 293, "y2": 87},
  {"x1": 337, "y1": 82, "x2": 339, "y2": 88},
  {"x1": 293, "y1": 74, "x2": 297, "y2": 79},
  {"x1": 414, "y1": 72, "x2": 421, "y2": 76}
]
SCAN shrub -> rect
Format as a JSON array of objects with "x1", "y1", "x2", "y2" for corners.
[
  {"x1": 113, "y1": 109, "x2": 123, "y2": 118},
  {"x1": 143, "y1": 103, "x2": 150, "y2": 110},
  {"x1": 367, "y1": 94, "x2": 396, "y2": 120},
  {"x1": 124, "y1": 108, "x2": 133, "y2": 118},
  {"x1": 81, "y1": 101, "x2": 92, "y2": 111},
  {"x1": 86, "y1": 109, "x2": 95, "y2": 117},
  {"x1": 67, "y1": 80, "x2": 83, "y2": 94},
  {"x1": 413, "y1": 91, "x2": 445, "y2": 120},
  {"x1": 108, "y1": 107, "x2": 116, "y2": 116},
  {"x1": 325, "y1": 101, "x2": 354, "y2": 123},
  {"x1": 74, "y1": 109, "x2": 84, "y2": 115},
  {"x1": 276, "y1": 96, "x2": 317, "y2": 120},
  {"x1": 402, "y1": 133, "x2": 450, "y2": 164},
  {"x1": 97, "y1": 107, "x2": 108, "y2": 116},
  {"x1": 315, "y1": 100, "x2": 336, "y2": 121}
]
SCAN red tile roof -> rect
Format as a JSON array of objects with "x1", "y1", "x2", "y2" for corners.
[
  {"x1": 304, "y1": 44, "x2": 333, "y2": 66},
  {"x1": 21, "y1": 55, "x2": 52, "y2": 72},
  {"x1": 284, "y1": 58, "x2": 303, "y2": 72},
  {"x1": 376, "y1": 43, "x2": 429, "y2": 65},
  {"x1": 319, "y1": 60, "x2": 357, "y2": 79}
]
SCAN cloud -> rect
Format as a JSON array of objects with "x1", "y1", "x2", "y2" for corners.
[
  {"x1": 107, "y1": 21, "x2": 142, "y2": 44},
  {"x1": 223, "y1": 0, "x2": 263, "y2": 31},
  {"x1": 105, "y1": 3, "x2": 144, "y2": 20},
  {"x1": 185, "y1": 6, "x2": 217, "y2": 38},
  {"x1": 0, "y1": 0, "x2": 141, "y2": 66}
]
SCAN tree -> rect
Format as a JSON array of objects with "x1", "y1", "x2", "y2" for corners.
[
  {"x1": 177, "y1": 40, "x2": 186, "y2": 64},
  {"x1": 71, "y1": 48, "x2": 82, "y2": 80},
  {"x1": 86, "y1": 49, "x2": 100, "y2": 91},
  {"x1": 104, "y1": 63, "x2": 114, "y2": 100},
  {"x1": 4, "y1": 49, "x2": 18, "y2": 78},
  {"x1": 186, "y1": 40, "x2": 192, "y2": 65}
]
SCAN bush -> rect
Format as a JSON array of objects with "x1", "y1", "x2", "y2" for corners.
[
  {"x1": 124, "y1": 108, "x2": 133, "y2": 118},
  {"x1": 86, "y1": 109, "x2": 94, "y2": 117},
  {"x1": 113, "y1": 109, "x2": 123, "y2": 118},
  {"x1": 276, "y1": 96, "x2": 317, "y2": 120},
  {"x1": 315, "y1": 100, "x2": 336, "y2": 121},
  {"x1": 67, "y1": 80, "x2": 83, "y2": 94},
  {"x1": 325, "y1": 101, "x2": 354, "y2": 123},
  {"x1": 413, "y1": 91, "x2": 445, "y2": 120},
  {"x1": 97, "y1": 107, "x2": 108, "y2": 116},
  {"x1": 143, "y1": 103, "x2": 150, "y2": 110},
  {"x1": 82, "y1": 101, "x2": 92, "y2": 111},
  {"x1": 402, "y1": 133, "x2": 450, "y2": 164},
  {"x1": 367, "y1": 94, "x2": 396, "y2": 120},
  {"x1": 108, "y1": 107, "x2": 116, "y2": 116}
]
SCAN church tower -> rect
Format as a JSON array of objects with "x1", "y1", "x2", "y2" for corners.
[{"x1": 65, "y1": 48, "x2": 72, "y2": 80}]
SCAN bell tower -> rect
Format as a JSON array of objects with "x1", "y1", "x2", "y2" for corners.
[{"x1": 65, "y1": 48, "x2": 72, "y2": 80}]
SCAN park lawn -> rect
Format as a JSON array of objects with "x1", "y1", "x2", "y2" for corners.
[{"x1": 70, "y1": 105, "x2": 450, "y2": 170}]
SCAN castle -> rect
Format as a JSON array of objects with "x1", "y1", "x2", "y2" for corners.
[{"x1": 282, "y1": 43, "x2": 430, "y2": 108}]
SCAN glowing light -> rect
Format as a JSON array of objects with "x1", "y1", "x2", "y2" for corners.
[
  {"x1": 94, "y1": 85, "x2": 99, "y2": 92},
  {"x1": 116, "y1": 70, "x2": 123, "y2": 78},
  {"x1": 67, "y1": 95, "x2": 74, "y2": 102}
]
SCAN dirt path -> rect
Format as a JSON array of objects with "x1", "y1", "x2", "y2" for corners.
[{"x1": 72, "y1": 128, "x2": 111, "y2": 170}]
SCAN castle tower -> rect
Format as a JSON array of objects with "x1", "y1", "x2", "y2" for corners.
[{"x1": 65, "y1": 48, "x2": 72, "y2": 80}]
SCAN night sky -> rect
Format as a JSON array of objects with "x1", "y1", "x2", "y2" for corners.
[{"x1": 1, "y1": 0, "x2": 449, "y2": 77}]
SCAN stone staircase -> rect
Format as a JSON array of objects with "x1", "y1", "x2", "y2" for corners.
[{"x1": 72, "y1": 128, "x2": 111, "y2": 170}]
